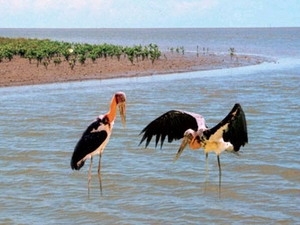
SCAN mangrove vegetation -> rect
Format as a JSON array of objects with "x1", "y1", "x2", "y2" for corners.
[{"x1": 0, "y1": 37, "x2": 162, "y2": 69}]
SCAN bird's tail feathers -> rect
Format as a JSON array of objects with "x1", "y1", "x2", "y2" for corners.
[{"x1": 71, "y1": 159, "x2": 85, "y2": 170}]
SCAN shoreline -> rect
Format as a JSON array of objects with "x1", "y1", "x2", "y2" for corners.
[{"x1": 0, "y1": 52, "x2": 269, "y2": 88}]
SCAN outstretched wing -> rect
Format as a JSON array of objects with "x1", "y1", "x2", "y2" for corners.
[
  {"x1": 71, "y1": 119, "x2": 108, "y2": 170},
  {"x1": 139, "y1": 110, "x2": 200, "y2": 148},
  {"x1": 203, "y1": 103, "x2": 248, "y2": 151}
]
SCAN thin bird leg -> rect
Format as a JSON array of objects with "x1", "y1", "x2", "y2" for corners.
[
  {"x1": 88, "y1": 157, "x2": 93, "y2": 189},
  {"x1": 97, "y1": 153, "x2": 103, "y2": 196},
  {"x1": 205, "y1": 152, "x2": 209, "y2": 175},
  {"x1": 98, "y1": 171, "x2": 103, "y2": 196},
  {"x1": 98, "y1": 153, "x2": 102, "y2": 174},
  {"x1": 217, "y1": 155, "x2": 222, "y2": 197},
  {"x1": 217, "y1": 155, "x2": 221, "y2": 176},
  {"x1": 204, "y1": 152, "x2": 209, "y2": 192}
]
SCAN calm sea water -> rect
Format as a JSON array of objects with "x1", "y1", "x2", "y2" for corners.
[{"x1": 0, "y1": 28, "x2": 300, "y2": 224}]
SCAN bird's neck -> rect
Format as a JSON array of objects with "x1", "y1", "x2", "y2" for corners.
[{"x1": 106, "y1": 95, "x2": 118, "y2": 123}]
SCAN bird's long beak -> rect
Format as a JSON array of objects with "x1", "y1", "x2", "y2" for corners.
[
  {"x1": 174, "y1": 135, "x2": 191, "y2": 161},
  {"x1": 118, "y1": 101, "x2": 126, "y2": 127},
  {"x1": 115, "y1": 92, "x2": 126, "y2": 127},
  {"x1": 175, "y1": 139, "x2": 188, "y2": 161},
  {"x1": 174, "y1": 132, "x2": 193, "y2": 160}
]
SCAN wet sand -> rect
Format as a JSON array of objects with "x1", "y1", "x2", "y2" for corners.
[{"x1": 0, "y1": 52, "x2": 266, "y2": 87}]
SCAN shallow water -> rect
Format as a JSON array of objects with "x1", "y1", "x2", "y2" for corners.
[{"x1": 0, "y1": 28, "x2": 300, "y2": 224}]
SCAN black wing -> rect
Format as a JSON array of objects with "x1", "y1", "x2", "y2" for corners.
[
  {"x1": 139, "y1": 110, "x2": 199, "y2": 148},
  {"x1": 71, "y1": 119, "x2": 108, "y2": 170},
  {"x1": 204, "y1": 103, "x2": 248, "y2": 151}
]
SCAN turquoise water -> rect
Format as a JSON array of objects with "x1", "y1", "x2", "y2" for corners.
[{"x1": 0, "y1": 28, "x2": 299, "y2": 224}]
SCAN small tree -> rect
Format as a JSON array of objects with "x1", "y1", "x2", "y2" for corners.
[
  {"x1": 88, "y1": 52, "x2": 97, "y2": 63},
  {"x1": 78, "y1": 54, "x2": 86, "y2": 65},
  {"x1": 0, "y1": 51, "x2": 3, "y2": 62},
  {"x1": 3, "y1": 49, "x2": 14, "y2": 61},
  {"x1": 69, "y1": 58, "x2": 76, "y2": 70},
  {"x1": 229, "y1": 48, "x2": 235, "y2": 60},
  {"x1": 42, "y1": 59, "x2": 49, "y2": 69},
  {"x1": 53, "y1": 57, "x2": 62, "y2": 66}
]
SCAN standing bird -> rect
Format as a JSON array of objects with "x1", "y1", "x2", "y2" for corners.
[
  {"x1": 71, "y1": 92, "x2": 126, "y2": 190},
  {"x1": 139, "y1": 103, "x2": 248, "y2": 179}
]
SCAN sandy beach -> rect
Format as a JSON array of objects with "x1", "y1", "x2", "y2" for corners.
[{"x1": 0, "y1": 52, "x2": 266, "y2": 87}]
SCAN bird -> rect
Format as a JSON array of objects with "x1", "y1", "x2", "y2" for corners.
[
  {"x1": 139, "y1": 103, "x2": 248, "y2": 179},
  {"x1": 71, "y1": 92, "x2": 126, "y2": 191}
]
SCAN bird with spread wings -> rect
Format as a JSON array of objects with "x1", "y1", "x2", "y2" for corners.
[{"x1": 139, "y1": 103, "x2": 248, "y2": 177}]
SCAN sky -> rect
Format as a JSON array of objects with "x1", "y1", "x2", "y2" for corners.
[{"x1": 0, "y1": 0, "x2": 299, "y2": 28}]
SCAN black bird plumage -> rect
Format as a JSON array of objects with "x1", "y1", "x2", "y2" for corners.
[{"x1": 71, "y1": 117, "x2": 108, "y2": 170}]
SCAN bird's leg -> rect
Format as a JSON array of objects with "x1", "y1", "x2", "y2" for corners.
[
  {"x1": 217, "y1": 155, "x2": 222, "y2": 198},
  {"x1": 88, "y1": 157, "x2": 93, "y2": 196},
  {"x1": 98, "y1": 171, "x2": 103, "y2": 196},
  {"x1": 205, "y1": 152, "x2": 209, "y2": 173},
  {"x1": 98, "y1": 153, "x2": 102, "y2": 174},
  {"x1": 217, "y1": 155, "x2": 221, "y2": 176},
  {"x1": 204, "y1": 152, "x2": 209, "y2": 193},
  {"x1": 97, "y1": 153, "x2": 103, "y2": 196}
]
